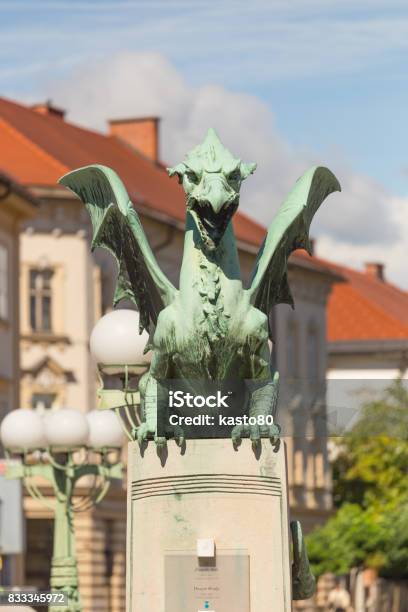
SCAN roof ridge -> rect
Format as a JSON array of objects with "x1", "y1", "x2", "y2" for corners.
[
  {"x1": 0, "y1": 95, "x2": 106, "y2": 139},
  {"x1": 0, "y1": 117, "x2": 68, "y2": 177},
  {"x1": 318, "y1": 255, "x2": 408, "y2": 297}
]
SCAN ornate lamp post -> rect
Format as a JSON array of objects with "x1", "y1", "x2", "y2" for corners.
[
  {"x1": 0, "y1": 407, "x2": 124, "y2": 612},
  {"x1": 90, "y1": 309, "x2": 151, "y2": 439}
]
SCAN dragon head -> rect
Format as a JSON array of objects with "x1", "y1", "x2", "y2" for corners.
[{"x1": 168, "y1": 128, "x2": 256, "y2": 250}]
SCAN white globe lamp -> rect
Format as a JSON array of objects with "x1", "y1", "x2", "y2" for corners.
[
  {"x1": 44, "y1": 408, "x2": 89, "y2": 449},
  {"x1": 90, "y1": 309, "x2": 151, "y2": 374},
  {"x1": 0, "y1": 408, "x2": 47, "y2": 451},
  {"x1": 86, "y1": 409, "x2": 124, "y2": 449}
]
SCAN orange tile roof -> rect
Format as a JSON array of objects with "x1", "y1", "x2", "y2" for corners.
[
  {"x1": 290, "y1": 248, "x2": 345, "y2": 278},
  {"x1": 0, "y1": 96, "x2": 343, "y2": 282},
  {"x1": 325, "y1": 261, "x2": 408, "y2": 342},
  {"x1": 0, "y1": 96, "x2": 267, "y2": 246}
]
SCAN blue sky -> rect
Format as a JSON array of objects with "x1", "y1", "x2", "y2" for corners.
[
  {"x1": 1, "y1": 0, "x2": 407, "y2": 284},
  {"x1": 1, "y1": 0, "x2": 407, "y2": 193}
]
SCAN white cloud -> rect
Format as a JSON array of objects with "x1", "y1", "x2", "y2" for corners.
[
  {"x1": 314, "y1": 168, "x2": 399, "y2": 245},
  {"x1": 48, "y1": 51, "x2": 305, "y2": 205},
  {"x1": 316, "y1": 194, "x2": 408, "y2": 284},
  {"x1": 47, "y1": 51, "x2": 407, "y2": 287}
]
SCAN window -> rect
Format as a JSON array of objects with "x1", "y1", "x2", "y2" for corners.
[
  {"x1": 0, "y1": 245, "x2": 8, "y2": 319},
  {"x1": 31, "y1": 393, "x2": 56, "y2": 411},
  {"x1": 29, "y1": 269, "x2": 53, "y2": 332}
]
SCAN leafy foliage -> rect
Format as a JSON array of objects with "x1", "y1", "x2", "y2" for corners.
[{"x1": 307, "y1": 380, "x2": 408, "y2": 578}]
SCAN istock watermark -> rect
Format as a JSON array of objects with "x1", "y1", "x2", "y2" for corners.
[
  {"x1": 168, "y1": 390, "x2": 232, "y2": 409},
  {"x1": 156, "y1": 379, "x2": 273, "y2": 439},
  {"x1": 152, "y1": 377, "x2": 408, "y2": 440},
  {"x1": 168, "y1": 412, "x2": 275, "y2": 427}
]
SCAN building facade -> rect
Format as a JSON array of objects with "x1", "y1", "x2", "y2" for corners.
[
  {"x1": 0, "y1": 96, "x2": 339, "y2": 609},
  {"x1": 326, "y1": 260, "x2": 408, "y2": 428},
  {"x1": 0, "y1": 172, "x2": 37, "y2": 419},
  {"x1": 0, "y1": 171, "x2": 37, "y2": 585},
  {"x1": 275, "y1": 255, "x2": 343, "y2": 531}
]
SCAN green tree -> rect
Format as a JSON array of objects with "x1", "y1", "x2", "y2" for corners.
[{"x1": 307, "y1": 379, "x2": 408, "y2": 578}]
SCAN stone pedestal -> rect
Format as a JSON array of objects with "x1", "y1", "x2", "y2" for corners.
[{"x1": 127, "y1": 439, "x2": 292, "y2": 612}]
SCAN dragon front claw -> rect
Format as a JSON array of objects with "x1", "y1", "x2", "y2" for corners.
[
  {"x1": 231, "y1": 421, "x2": 281, "y2": 448},
  {"x1": 231, "y1": 424, "x2": 245, "y2": 446},
  {"x1": 265, "y1": 422, "x2": 281, "y2": 444},
  {"x1": 154, "y1": 435, "x2": 167, "y2": 452},
  {"x1": 171, "y1": 425, "x2": 185, "y2": 447},
  {"x1": 136, "y1": 422, "x2": 155, "y2": 447},
  {"x1": 136, "y1": 423, "x2": 185, "y2": 450}
]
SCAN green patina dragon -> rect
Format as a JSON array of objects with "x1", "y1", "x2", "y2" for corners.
[
  {"x1": 60, "y1": 129, "x2": 340, "y2": 600},
  {"x1": 59, "y1": 128, "x2": 339, "y2": 448}
]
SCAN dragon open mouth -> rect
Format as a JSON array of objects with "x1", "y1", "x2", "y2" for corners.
[{"x1": 190, "y1": 198, "x2": 238, "y2": 249}]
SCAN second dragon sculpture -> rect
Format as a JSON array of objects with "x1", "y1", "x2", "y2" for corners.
[{"x1": 60, "y1": 129, "x2": 340, "y2": 450}]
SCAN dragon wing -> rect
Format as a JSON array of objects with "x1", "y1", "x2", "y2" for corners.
[
  {"x1": 247, "y1": 166, "x2": 340, "y2": 318},
  {"x1": 59, "y1": 164, "x2": 177, "y2": 333}
]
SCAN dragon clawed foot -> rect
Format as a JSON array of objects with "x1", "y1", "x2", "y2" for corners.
[
  {"x1": 136, "y1": 422, "x2": 153, "y2": 447},
  {"x1": 231, "y1": 422, "x2": 281, "y2": 449},
  {"x1": 170, "y1": 425, "x2": 185, "y2": 448},
  {"x1": 136, "y1": 423, "x2": 185, "y2": 451}
]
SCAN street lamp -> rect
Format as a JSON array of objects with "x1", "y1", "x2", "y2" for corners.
[
  {"x1": 0, "y1": 408, "x2": 124, "y2": 612},
  {"x1": 90, "y1": 309, "x2": 151, "y2": 440}
]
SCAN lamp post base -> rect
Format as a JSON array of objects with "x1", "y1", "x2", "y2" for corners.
[{"x1": 50, "y1": 557, "x2": 81, "y2": 612}]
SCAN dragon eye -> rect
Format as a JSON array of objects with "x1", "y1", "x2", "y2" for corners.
[
  {"x1": 185, "y1": 171, "x2": 199, "y2": 184},
  {"x1": 227, "y1": 170, "x2": 240, "y2": 182}
]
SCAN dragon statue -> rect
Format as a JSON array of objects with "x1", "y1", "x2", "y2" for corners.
[{"x1": 59, "y1": 128, "x2": 340, "y2": 600}]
